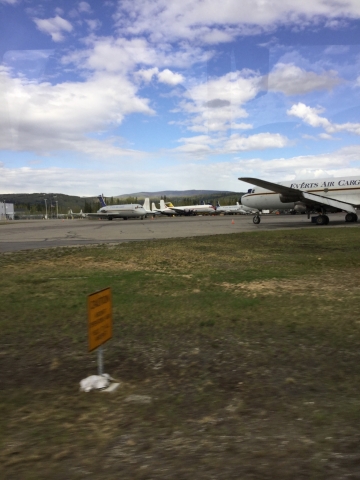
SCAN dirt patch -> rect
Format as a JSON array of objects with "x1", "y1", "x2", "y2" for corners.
[{"x1": 217, "y1": 270, "x2": 360, "y2": 297}]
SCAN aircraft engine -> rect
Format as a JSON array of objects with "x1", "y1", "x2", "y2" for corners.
[{"x1": 294, "y1": 203, "x2": 307, "y2": 213}]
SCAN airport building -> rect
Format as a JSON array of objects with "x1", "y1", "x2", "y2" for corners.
[{"x1": 0, "y1": 202, "x2": 14, "y2": 220}]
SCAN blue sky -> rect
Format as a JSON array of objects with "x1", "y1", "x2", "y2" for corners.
[{"x1": 1, "y1": 0, "x2": 360, "y2": 196}]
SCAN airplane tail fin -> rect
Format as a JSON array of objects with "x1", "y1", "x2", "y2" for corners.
[
  {"x1": 143, "y1": 198, "x2": 150, "y2": 211},
  {"x1": 68, "y1": 209, "x2": 73, "y2": 215},
  {"x1": 160, "y1": 199, "x2": 166, "y2": 210},
  {"x1": 217, "y1": 201, "x2": 220, "y2": 207},
  {"x1": 152, "y1": 202, "x2": 158, "y2": 211},
  {"x1": 98, "y1": 194, "x2": 107, "y2": 208}
]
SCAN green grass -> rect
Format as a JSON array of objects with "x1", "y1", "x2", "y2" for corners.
[{"x1": 1, "y1": 227, "x2": 360, "y2": 479}]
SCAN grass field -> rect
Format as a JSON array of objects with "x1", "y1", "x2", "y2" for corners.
[{"x1": 1, "y1": 228, "x2": 360, "y2": 479}]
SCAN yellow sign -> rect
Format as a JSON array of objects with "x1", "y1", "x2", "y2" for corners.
[{"x1": 87, "y1": 287, "x2": 112, "y2": 352}]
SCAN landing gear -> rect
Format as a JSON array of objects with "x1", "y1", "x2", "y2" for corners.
[
  {"x1": 253, "y1": 215, "x2": 261, "y2": 225},
  {"x1": 345, "y1": 213, "x2": 358, "y2": 223},
  {"x1": 108, "y1": 216, "x2": 113, "y2": 221},
  {"x1": 315, "y1": 214, "x2": 329, "y2": 225}
]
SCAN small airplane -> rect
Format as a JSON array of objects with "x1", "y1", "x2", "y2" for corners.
[
  {"x1": 157, "y1": 199, "x2": 216, "y2": 216},
  {"x1": 142, "y1": 198, "x2": 160, "y2": 216},
  {"x1": 86, "y1": 194, "x2": 147, "y2": 220},
  {"x1": 68, "y1": 209, "x2": 86, "y2": 218},
  {"x1": 215, "y1": 201, "x2": 258, "y2": 215},
  {"x1": 239, "y1": 176, "x2": 360, "y2": 225}
]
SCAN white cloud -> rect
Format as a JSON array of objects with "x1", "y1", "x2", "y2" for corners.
[
  {"x1": 172, "y1": 132, "x2": 289, "y2": 157},
  {"x1": 268, "y1": 63, "x2": 342, "y2": 95},
  {"x1": 114, "y1": 0, "x2": 360, "y2": 44},
  {"x1": 135, "y1": 67, "x2": 159, "y2": 82},
  {"x1": 33, "y1": 16, "x2": 73, "y2": 42},
  {"x1": 224, "y1": 132, "x2": 289, "y2": 152},
  {"x1": 319, "y1": 133, "x2": 333, "y2": 140},
  {"x1": 79, "y1": 2, "x2": 91, "y2": 13},
  {"x1": 157, "y1": 69, "x2": 184, "y2": 85},
  {"x1": 288, "y1": 102, "x2": 360, "y2": 135},
  {"x1": 62, "y1": 36, "x2": 209, "y2": 75},
  {"x1": 2, "y1": 145, "x2": 360, "y2": 196},
  {"x1": 236, "y1": 145, "x2": 360, "y2": 181},
  {"x1": 179, "y1": 70, "x2": 261, "y2": 133},
  {"x1": 86, "y1": 19, "x2": 101, "y2": 31},
  {"x1": 135, "y1": 67, "x2": 184, "y2": 85},
  {"x1": 232, "y1": 123, "x2": 253, "y2": 130},
  {"x1": 287, "y1": 103, "x2": 331, "y2": 129},
  {"x1": 0, "y1": 69, "x2": 155, "y2": 155}
]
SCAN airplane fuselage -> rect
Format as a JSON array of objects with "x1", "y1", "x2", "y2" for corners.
[
  {"x1": 241, "y1": 176, "x2": 360, "y2": 211},
  {"x1": 97, "y1": 204, "x2": 146, "y2": 218}
]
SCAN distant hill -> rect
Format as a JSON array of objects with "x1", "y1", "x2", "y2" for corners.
[{"x1": 115, "y1": 190, "x2": 236, "y2": 199}]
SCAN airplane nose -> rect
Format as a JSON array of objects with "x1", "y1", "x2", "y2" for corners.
[{"x1": 241, "y1": 195, "x2": 250, "y2": 206}]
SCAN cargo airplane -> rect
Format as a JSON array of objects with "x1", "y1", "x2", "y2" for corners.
[
  {"x1": 239, "y1": 176, "x2": 360, "y2": 225},
  {"x1": 87, "y1": 194, "x2": 146, "y2": 220}
]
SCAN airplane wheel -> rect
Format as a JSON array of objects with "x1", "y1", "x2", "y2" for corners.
[
  {"x1": 315, "y1": 215, "x2": 327, "y2": 225},
  {"x1": 108, "y1": 217, "x2": 113, "y2": 221},
  {"x1": 253, "y1": 215, "x2": 261, "y2": 225},
  {"x1": 345, "y1": 213, "x2": 358, "y2": 222}
]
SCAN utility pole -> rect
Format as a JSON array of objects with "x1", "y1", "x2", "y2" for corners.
[{"x1": 53, "y1": 195, "x2": 58, "y2": 219}]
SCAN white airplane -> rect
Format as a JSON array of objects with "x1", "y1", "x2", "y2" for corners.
[
  {"x1": 142, "y1": 198, "x2": 160, "y2": 216},
  {"x1": 151, "y1": 201, "x2": 163, "y2": 215},
  {"x1": 87, "y1": 194, "x2": 147, "y2": 220},
  {"x1": 157, "y1": 199, "x2": 216, "y2": 216},
  {"x1": 215, "y1": 201, "x2": 258, "y2": 215},
  {"x1": 239, "y1": 176, "x2": 360, "y2": 225},
  {"x1": 68, "y1": 208, "x2": 86, "y2": 218}
]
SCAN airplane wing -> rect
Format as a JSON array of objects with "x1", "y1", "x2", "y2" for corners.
[
  {"x1": 240, "y1": 177, "x2": 301, "y2": 197},
  {"x1": 168, "y1": 207, "x2": 188, "y2": 215},
  {"x1": 239, "y1": 177, "x2": 357, "y2": 214}
]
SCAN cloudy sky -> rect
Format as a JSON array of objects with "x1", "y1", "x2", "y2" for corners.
[{"x1": 1, "y1": 0, "x2": 360, "y2": 195}]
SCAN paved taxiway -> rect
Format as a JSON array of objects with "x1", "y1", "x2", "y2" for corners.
[{"x1": 0, "y1": 213, "x2": 358, "y2": 252}]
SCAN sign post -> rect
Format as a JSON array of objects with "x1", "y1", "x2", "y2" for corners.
[{"x1": 87, "y1": 287, "x2": 113, "y2": 375}]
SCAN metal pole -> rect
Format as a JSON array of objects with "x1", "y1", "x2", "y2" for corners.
[
  {"x1": 44, "y1": 198, "x2": 47, "y2": 219},
  {"x1": 56, "y1": 201, "x2": 58, "y2": 219},
  {"x1": 97, "y1": 346, "x2": 104, "y2": 376}
]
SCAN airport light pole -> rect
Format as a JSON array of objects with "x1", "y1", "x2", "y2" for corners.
[{"x1": 53, "y1": 195, "x2": 58, "y2": 219}]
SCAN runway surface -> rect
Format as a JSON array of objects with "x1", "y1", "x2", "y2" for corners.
[{"x1": 0, "y1": 213, "x2": 358, "y2": 252}]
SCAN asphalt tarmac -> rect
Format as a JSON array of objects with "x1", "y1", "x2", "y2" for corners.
[{"x1": 0, "y1": 213, "x2": 358, "y2": 252}]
